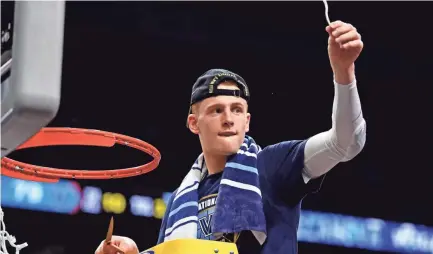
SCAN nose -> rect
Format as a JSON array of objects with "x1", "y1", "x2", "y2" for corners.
[{"x1": 222, "y1": 108, "x2": 234, "y2": 127}]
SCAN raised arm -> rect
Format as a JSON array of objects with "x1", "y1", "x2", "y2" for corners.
[{"x1": 302, "y1": 21, "x2": 366, "y2": 182}]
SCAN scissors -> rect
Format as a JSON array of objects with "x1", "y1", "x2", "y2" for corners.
[{"x1": 105, "y1": 216, "x2": 126, "y2": 254}]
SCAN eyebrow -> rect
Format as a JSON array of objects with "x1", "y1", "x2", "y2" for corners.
[
  {"x1": 205, "y1": 101, "x2": 246, "y2": 110},
  {"x1": 231, "y1": 102, "x2": 245, "y2": 108}
]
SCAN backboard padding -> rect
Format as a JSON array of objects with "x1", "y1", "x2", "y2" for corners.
[{"x1": 1, "y1": 1, "x2": 65, "y2": 158}]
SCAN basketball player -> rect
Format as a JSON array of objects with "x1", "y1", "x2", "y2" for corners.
[{"x1": 95, "y1": 20, "x2": 366, "y2": 254}]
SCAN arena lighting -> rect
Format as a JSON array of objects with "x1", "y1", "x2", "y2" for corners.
[{"x1": 1, "y1": 176, "x2": 433, "y2": 253}]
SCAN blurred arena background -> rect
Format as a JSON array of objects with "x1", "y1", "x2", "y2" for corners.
[{"x1": 1, "y1": 1, "x2": 432, "y2": 253}]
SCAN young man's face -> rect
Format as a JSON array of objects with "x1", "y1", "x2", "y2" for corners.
[{"x1": 187, "y1": 81, "x2": 251, "y2": 156}]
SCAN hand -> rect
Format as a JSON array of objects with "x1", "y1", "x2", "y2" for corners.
[
  {"x1": 326, "y1": 21, "x2": 364, "y2": 84},
  {"x1": 95, "y1": 235, "x2": 139, "y2": 254}
]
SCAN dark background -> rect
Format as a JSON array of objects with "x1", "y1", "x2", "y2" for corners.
[{"x1": 2, "y1": 1, "x2": 433, "y2": 253}]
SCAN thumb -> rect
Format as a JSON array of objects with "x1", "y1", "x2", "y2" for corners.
[
  {"x1": 102, "y1": 243, "x2": 126, "y2": 254},
  {"x1": 327, "y1": 32, "x2": 338, "y2": 47}
]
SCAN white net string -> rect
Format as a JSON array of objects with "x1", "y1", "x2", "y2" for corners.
[
  {"x1": 323, "y1": 0, "x2": 331, "y2": 25},
  {"x1": 0, "y1": 207, "x2": 28, "y2": 254}
]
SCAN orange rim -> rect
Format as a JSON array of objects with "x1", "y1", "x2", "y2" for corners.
[{"x1": 1, "y1": 127, "x2": 161, "y2": 182}]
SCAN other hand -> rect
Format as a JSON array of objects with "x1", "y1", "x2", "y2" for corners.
[{"x1": 94, "y1": 235, "x2": 139, "y2": 254}]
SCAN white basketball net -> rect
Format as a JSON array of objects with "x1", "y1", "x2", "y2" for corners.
[{"x1": 0, "y1": 207, "x2": 28, "y2": 254}]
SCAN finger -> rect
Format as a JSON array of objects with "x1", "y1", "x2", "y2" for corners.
[
  {"x1": 332, "y1": 23, "x2": 356, "y2": 38},
  {"x1": 95, "y1": 241, "x2": 106, "y2": 254},
  {"x1": 117, "y1": 238, "x2": 138, "y2": 254},
  {"x1": 329, "y1": 20, "x2": 345, "y2": 30},
  {"x1": 342, "y1": 39, "x2": 364, "y2": 50},
  {"x1": 109, "y1": 244, "x2": 126, "y2": 254},
  {"x1": 103, "y1": 243, "x2": 125, "y2": 254},
  {"x1": 335, "y1": 30, "x2": 361, "y2": 44},
  {"x1": 327, "y1": 22, "x2": 352, "y2": 39}
]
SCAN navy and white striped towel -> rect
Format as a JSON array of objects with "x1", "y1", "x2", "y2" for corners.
[{"x1": 162, "y1": 136, "x2": 267, "y2": 245}]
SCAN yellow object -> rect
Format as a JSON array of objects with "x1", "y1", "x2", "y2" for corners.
[{"x1": 142, "y1": 239, "x2": 239, "y2": 254}]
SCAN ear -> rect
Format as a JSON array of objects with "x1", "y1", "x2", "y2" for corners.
[
  {"x1": 245, "y1": 113, "x2": 251, "y2": 133},
  {"x1": 187, "y1": 114, "x2": 200, "y2": 134}
]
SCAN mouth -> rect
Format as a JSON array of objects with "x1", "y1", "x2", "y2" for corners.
[{"x1": 218, "y1": 131, "x2": 237, "y2": 137}]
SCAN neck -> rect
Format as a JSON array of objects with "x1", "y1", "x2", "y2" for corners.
[{"x1": 203, "y1": 151, "x2": 227, "y2": 175}]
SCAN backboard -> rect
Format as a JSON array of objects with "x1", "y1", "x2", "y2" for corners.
[{"x1": 1, "y1": 1, "x2": 65, "y2": 158}]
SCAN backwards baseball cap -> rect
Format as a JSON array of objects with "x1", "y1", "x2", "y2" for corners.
[
  {"x1": 186, "y1": 69, "x2": 250, "y2": 127},
  {"x1": 189, "y1": 68, "x2": 250, "y2": 107}
]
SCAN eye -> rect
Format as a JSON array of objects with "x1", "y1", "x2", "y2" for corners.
[
  {"x1": 215, "y1": 107, "x2": 223, "y2": 114},
  {"x1": 233, "y1": 107, "x2": 243, "y2": 114}
]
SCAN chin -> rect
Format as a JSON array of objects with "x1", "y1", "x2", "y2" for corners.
[
  {"x1": 218, "y1": 141, "x2": 242, "y2": 155},
  {"x1": 218, "y1": 150, "x2": 238, "y2": 156}
]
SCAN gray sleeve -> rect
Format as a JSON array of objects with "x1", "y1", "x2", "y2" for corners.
[{"x1": 302, "y1": 79, "x2": 367, "y2": 182}]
